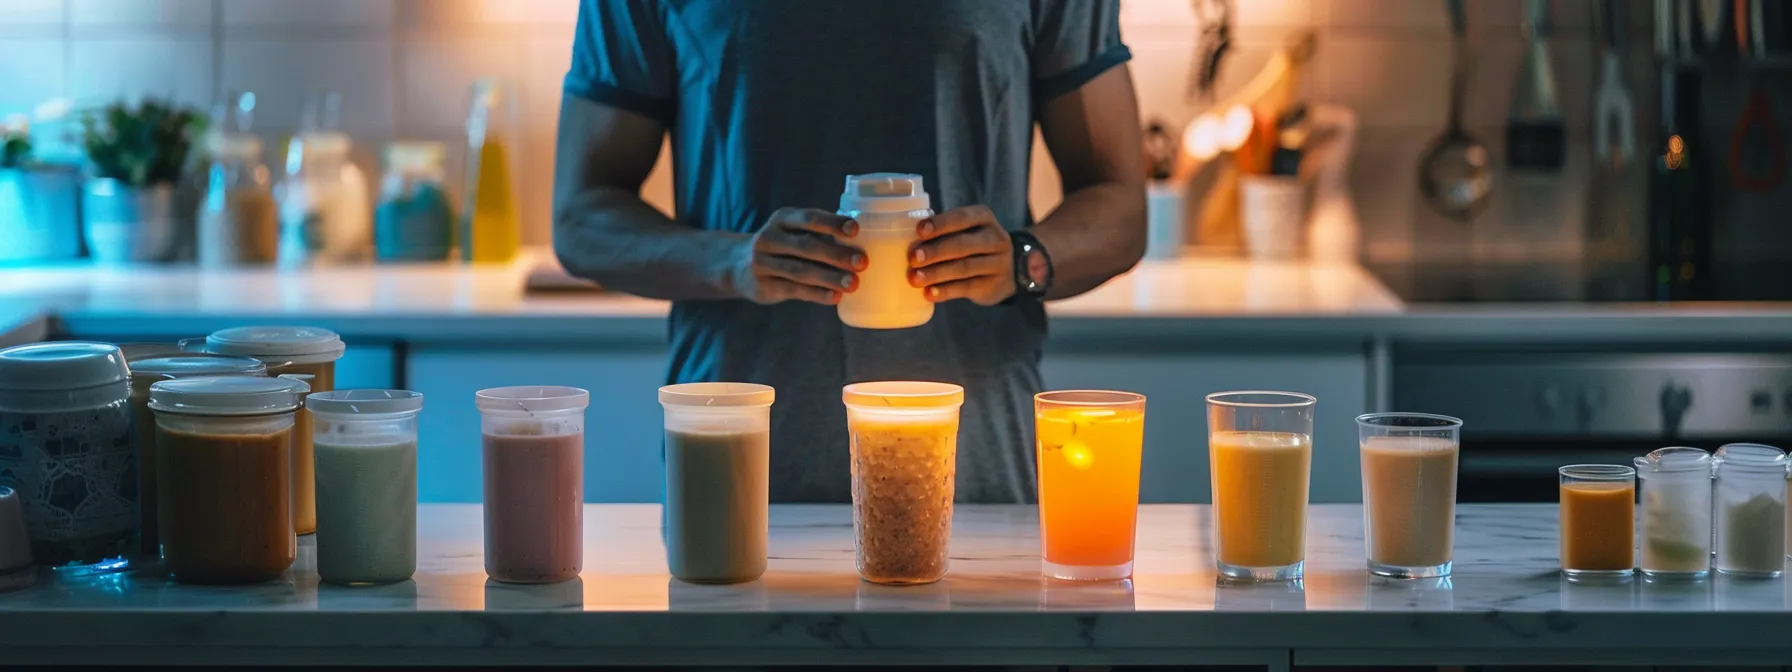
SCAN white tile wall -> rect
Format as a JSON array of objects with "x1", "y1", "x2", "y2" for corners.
[{"x1": 0, "y1": 0, "x2": 1631, "y2": 253}]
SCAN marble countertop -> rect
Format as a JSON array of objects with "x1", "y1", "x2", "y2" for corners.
[{"x1": 2, "y1": 503, "x2": 1789, "y2": 666}]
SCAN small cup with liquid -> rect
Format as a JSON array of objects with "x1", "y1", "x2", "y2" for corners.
[
  {"x1": 1356, "y1": 412, "x2": 1462, "y2": 579},
  {"x1": 1206, "y1": 391, "x2": 1316, "y2": 582},
  {"x1": 1558, "y1": 464, "x2": 1636, "y2": 579}
]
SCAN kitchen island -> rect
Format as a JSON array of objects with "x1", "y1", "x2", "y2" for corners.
[{"x1": 2, "y1": 503, "x2": 1788, "y2": 668}]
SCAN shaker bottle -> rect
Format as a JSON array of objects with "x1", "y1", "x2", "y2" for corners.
[
  {"x1": 477, "y1": 386, "x2": 588, "y2": 584},
  {"x1": 836, "y1": 173, "x2": 935, "y2": 330},
  {"x1": 1206, "y1": 390, "x2": 1315, "y2": 582},
  {"x1": 1356, "y1": 412, "x2": 1462, "y2": 579},
  {"x1": 186, "y1": 326, "x2": 346, "y2": 536},
  {"x1": 307, "y1": 389, "x2": 423, "y2": 585},
  {"x1": 150, "y1": 375, "x2": 310, "y2": 584},
  {"x1": 659, "y1": 382, "x2": 774, "y2": 584},
  {"x1": 1558, "y1": 464, "x2": 1636, "y2": 578},
  {"x1": 1035, "y1": 390, "x2": 1147, "y2": 581},
  {"x1": 1712, "y1": 443, "x2": 1787, "y2": 578},
  {"x1": 0, "y1": 342, "x2": 136, "y2": 574},
  {"x1": 842, "y1": 381, "x2": 963, "y2": 585},
  {"x1": 1635, "y1": 447, "x2": 1712, "y2": 579},
  {"x1": 127, "y1": 354, "x2": 267, "y2": 556}
]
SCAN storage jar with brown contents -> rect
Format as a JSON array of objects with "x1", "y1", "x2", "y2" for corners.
[
  {"x1": 125, "y1": 354, "x2": 266, "y2": 556},
  {"x1": 185, "y1": 326, "x2": 344, "y2": 536},
  {"x1": 842, "y1": 382, "x2": 963, "y2": 585},
  {"x1": 150, "y1": 375, "x2": 309, "y2": 584}
]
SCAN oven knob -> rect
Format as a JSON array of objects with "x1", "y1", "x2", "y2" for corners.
[
  {"x1": 1576, "y1": 385, "x2": 1607, "y2": 428},
  {"x1": 1752, "y1": 389, "x2": 1773, "y2": 413},
  {"x1": 1660, "y1": 381, "x2": 1693, "y2": 438}
]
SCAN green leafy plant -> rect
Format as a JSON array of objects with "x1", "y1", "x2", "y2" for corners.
[
  {"x1": 79, "y1": 98, "x2": 205, "y2": 187},
  {"x1": 0, "y1": 115, "x2": 29, "y2": 169}
]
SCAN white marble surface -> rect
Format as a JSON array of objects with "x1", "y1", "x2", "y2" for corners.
[{"x1": 2, "y1": 503, "x2": 1789, "y2": 666}]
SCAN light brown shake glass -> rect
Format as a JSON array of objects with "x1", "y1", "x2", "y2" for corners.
[{"x1": 1356, "y1": 412, "x2": 1462, "y2": 579}]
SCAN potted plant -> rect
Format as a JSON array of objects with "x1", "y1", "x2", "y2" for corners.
[
  {"x1": 78, "y1": 98, "x2": 204, "y2": 264},
  {"x1": 0, "y1": 112, "x2": 83, "y2": 264}
]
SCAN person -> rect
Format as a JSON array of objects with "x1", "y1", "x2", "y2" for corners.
[{"x1": 553, "y1": 1, "x2": 1146, "y2": 504}]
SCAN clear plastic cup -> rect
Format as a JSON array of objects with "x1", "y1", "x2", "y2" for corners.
[
  {"x1": 1635, "y1": 447, "x2": 1712, "y2": 579},
  {"x1": 659, "y1": 382, "x2": 774, "y2": 584},
  {"x1": 1713, "y1": 443, "x2": 1787, "y2": 578},
  {"x1": 476, "y1": 386, "x2": 588, "y2": 584},
  {"x1": 842, "y1": 381, "x2": 963, "y2": 585},
  {"x1": 1206, "y1": 391, "x2": 1315, "y2": 582},
  {"x1": 308, "y1": 389, "x2": 423, "y2": 585},
  {"x1": 1356, "y1": 412, "x2": 1462, "y2": 579},
  {"x1": 1035, "y1": 390, "x2": 1146, "y2": 581},
  {"x1": 1559, "y1": 464, "x2": 1636, "y2": 579}
]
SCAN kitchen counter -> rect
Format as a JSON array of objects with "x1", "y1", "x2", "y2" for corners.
[{"x1": 3, "y1": 503, "x2": 1789, "y2": 667}]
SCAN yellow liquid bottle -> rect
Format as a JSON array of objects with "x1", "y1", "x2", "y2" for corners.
[{"x1": 462, "y1": 80, "x2": 520, "y2": 264}]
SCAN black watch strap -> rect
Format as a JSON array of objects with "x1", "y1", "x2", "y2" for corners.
[{"x1": 1009, "y1": 229, "x2": 1052, "y2": 300}]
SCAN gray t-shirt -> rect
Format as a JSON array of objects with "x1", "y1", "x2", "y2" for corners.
[{"x1": 566, "y1": 0, "x2": 1129, "y2": 503}]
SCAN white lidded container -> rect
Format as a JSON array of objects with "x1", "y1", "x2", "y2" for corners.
[
  {"x1": 836, "y1": 173, "x2": 934, "y2": 330},
  {"x1": 307, "y1": 389, "x2": 422, "y2": 586},
  {"x1": 659, "y1": 382, "x2": 773, "y2": 584}
]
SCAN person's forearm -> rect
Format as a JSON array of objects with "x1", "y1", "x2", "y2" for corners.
[
  {"x1": 552, "y1": 185, "x2": 749, "y2": 301},
  {"x1": 1028, "y1": 180, "x2": 1147, "y2": 300}
]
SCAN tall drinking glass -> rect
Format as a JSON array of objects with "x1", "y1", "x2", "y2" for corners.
[
  {"x1": 1357, "y1": 412, "x2": 1462, "y2": 579},
  {"x1": 1558, "y1": 464, "x2": 1636, "y2": 579},
  {"x1": 1206, "y1": 391, "x2": 1316, "y2": 581},
  {"x1": 843, "y1": 381, "x2": 963, "y2": 585},
  {"x1": 1035, "y1": 390, "x2": 1146, "y2": 581}
]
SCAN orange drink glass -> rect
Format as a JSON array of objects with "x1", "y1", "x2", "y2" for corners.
[
  {"x1": 1207, "y1": 391, "x2": 1316, "y2": 582},
  {"x1": 1558, "y1": 464, "x2": 1636, "y2": 579},
  {"x1": 1035, "y1": 390, "x2": 1146, "y2": 581}
]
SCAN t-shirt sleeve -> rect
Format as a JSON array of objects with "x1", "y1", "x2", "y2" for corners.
[
  {"x1": 1030, "y1": 0, "x2": 1132, "y2": 102},
  {"x1": 563, "y1": 0, "x2": 678, "y2": 123}
]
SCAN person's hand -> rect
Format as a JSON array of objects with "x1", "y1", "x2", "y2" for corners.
[
  {"x1": 732, "y1": 208, "x2": 865, "y2": 305},
  {"x1": 908, "y1": 205, "x2": 1014, "y2": 306}
]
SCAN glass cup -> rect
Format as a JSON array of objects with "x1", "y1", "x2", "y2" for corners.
[
  {"x1": 1712, "y1": 443, "x2": 1787, "y2": 578},
  {"x1": 1206, "y1": 391, "x2": 1316, "y2": 582},
  {"x1": 308, "y1": 389, "x2": 423, "y2": 586},
  {"x1": 842, "y1": 381, "x2": 963, "y2": 585},
  {"x1": 476, "y1": 386, "x2": 588, "y2": 584},
  {"x1": 1559, "y1": 464, "x2": 1637, "y2": 579},
  {"x1": 1634, "y1": 447, "x2": 1713, "y2": 580},
  {"x1": 1356, "y1": 412, "x2": 1462, "y2": 579},
  {"x1": 1035, "y1": 390, "x2": 1147, "y2": 581},
  {"x1": 659, "y1": 382, "x2": 774, "y2": 585}
]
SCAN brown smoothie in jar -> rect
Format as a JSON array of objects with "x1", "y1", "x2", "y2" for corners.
[
  {"x1": 261, "y1": 359, "x2": 333, "y2": 536},
  {"x1": 127, "y1": 354, "x2": 266, "y2": 556},
  {"x1": 157, "y1": 424, "x2": 295, "y2": 584}
]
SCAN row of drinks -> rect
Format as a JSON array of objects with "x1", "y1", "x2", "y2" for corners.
[{"x1": 1559, "y1": 445, "x2": 1791, "y2": 580}]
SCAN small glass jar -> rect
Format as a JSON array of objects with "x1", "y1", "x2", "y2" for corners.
[
  {"x1": 842, "y1": 381, "x2": 963, "y2": 585},
  {"x1": 277, "y1": 131, "x2": 371, "y2": 266},
  {"x1": 0, "y1": 342, "x2": 136, "y2": 574},
  {"x1": 197, "y1": 133, "x2": 278, "y2": 267},
  {"x1": 375, "y1": 141, "x2": 454, "y2": 262},
  {"x1": 1558, "y1": 464, "x2": 1636, "y2": 578},
  {"x1": 308, "y1": 390, "x2": 422, "y2": 585},
  {"x1": 1635, "y1": 446, "x2": 1713, "y2": 579},
  {"x1": 127, "y1": 354, "x2": 267, "y2": 556},
  {"x1": 150, "y1": 375, "x2": 309, "y2": 585},
  {"x1": 1713, "y1": 443, "x2": 1787, "y2": 578}
]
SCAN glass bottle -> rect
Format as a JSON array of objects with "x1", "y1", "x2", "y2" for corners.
[
  {"x1": 375, "y1": 141, "x2": 453, "y2": 262},
  {"x1": 277, "y1": 118, "x2": 371, "y2": 266},
  {"x1": 461, "y1": 79, "x2": 520, "y2": 264},
  {"x1": 197, "y1": 93, "x2": 277, "y2": 267}
]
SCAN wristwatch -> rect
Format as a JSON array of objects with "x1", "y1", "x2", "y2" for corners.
[{"x1": 1009, "y1": 229, "x2": 1053, "y2": 300}]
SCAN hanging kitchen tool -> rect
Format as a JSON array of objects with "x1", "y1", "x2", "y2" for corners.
[
  {"x1": 1594, "y1": 0, "x2": 1637, "y2": 168},
  {"x1": 1508, "y1": 0, "x2": 1566, "y2": 172},
  {"x1": 1143, "y1": 120, "x2": 1177, "y2": 180},
  {"x1": 1187, "y1": 0, "x2": 1234, "y2": 104},
  {"x1": 1419, "y1": 0, "x2": 1493, "y2": 221},
  {"x1": 1726, "y1": 1, "x2": 1787, "y2": 193}
]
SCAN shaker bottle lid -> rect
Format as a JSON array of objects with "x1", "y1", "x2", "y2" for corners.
[
  {"x1": 131, "y1": 354, "x2": 268, "y2": 380},
  {"x1": 475, "y1": 386, "x2": 590, "y2": 415},
  {"x1": 1635, "y1": 446, "x2": 1711, "y2": 473},
  {"x1": 307, "y1": 389, "x2": 424, "y2": 416},
  {"x1": 202, "y1": 326, "x2": 345, "y2": 363},
  {"x1": 1714, "y1": 443, "x2": 1788, "y2": 470},
  {"x1": 842, "y1": 381, "x2": 964, "y2": 408},
  {"x1": 0, "y1": 341, "x2": 129, "y2": 391},
  {"x1": 840, "y1": 173, "x2": 931, "y2": 215},
  {"x1": 659, "y1": 382, "x2": 775, "y2": 408},
  {"x1": 149, "y1": 375, "x2": 310, "y2": 416}
]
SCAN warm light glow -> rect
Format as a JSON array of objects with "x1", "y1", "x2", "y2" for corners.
[
  {"x1": 1220, "y1": 105, "x2": 1254, "y2": 152},
  {"x1": 1665, "y1": 134, "x2": 1686, "y2": 170},
  {"x1": 1185, "y1": 114, "x2": 1222, "y2": 161}
]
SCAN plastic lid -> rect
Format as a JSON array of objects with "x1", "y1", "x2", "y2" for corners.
[
  {"x1": 131, "y1": 354, "x2": 268, "y2": 380},
  {"x1": 475, "y1": 386, "x2": 590, "y2": 415},
  {"x1": 386, "y1": 140, "x2": 446, "y2": 166},
  {"x1": 839, "y1": 173, "x2": 931, "y2": 215},
  {"x1": 0, "y1": 341, "x2": 129, "y2": 391},
  {"x1": 149, "y1": 375, "x2": 310, "y2": 416},
  {"x1": 842, "y1": 381, "x2": 964, "y2": 409},
  {"x1": 203, "y1": 326, "x2": 346, "y2": 362},
  {"x1": 1635, "y1": 446, "x2": 1712, "y2": 474},
  {"x1": 660, "y1": 382, "x2": 775, "y2": 408},
  {"x1": 1715, "y1": 443, "x2": 1788, "y2": 472},
  {"x1": 306, "y1": 389, "x2": 423, "y2": 416},
  {"x1": 297, "y1": 131, "x2": 351, "y2": 156}
]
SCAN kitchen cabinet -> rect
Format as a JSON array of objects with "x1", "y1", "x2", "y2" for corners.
[
  {"x1": 1042, "y1": 350, "x2": 1370, "y2": 503},
  {"x1": 406, "y1": 345, "x2": 666, "y2": 503}
]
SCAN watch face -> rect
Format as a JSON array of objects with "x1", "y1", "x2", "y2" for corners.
[{"x1": 1025, "y1": 249, "x2": 1050, "y2": 287}]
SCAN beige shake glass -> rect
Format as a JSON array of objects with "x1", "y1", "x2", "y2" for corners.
[
  {"x1": 1356, "y1": 412, "x2": 1462, "y2": 579},
  {"x1": 1206, "y1": 391, "x2": 1316, "y2": 582},
  {"x1": 843, "y1": 381, "x2": 963, "y2": 585}
]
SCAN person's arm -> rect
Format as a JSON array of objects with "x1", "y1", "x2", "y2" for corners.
[{"x1": 907, "y1": 64, "x2": 1146, "y2": 304}]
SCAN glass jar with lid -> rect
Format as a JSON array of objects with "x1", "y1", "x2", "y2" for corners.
[
  {"x1": 150, "y1": 375, "x2": 310, "y2": 584},
  {"x1": 127, "y1": 354, "x2": 267, "y2": 556},
  {"x1": 0, "y1": 341, "x2": 136, "y2": 573},
  {"x1": 277, "y1": 131, "x2": 371, "y2": 266},
  {"x1": 374, "y1": 141, "x2": 453, "y2": 262},
  {"x1": 1635, "y1": 446, "x2": 1712, "y2": 579},
  {"x1": 1713, "y1": 443, "x2": 1788, "y2": 577},
  {"x1": 197, "y1": 132, "x2": 278, "y2": 267}
]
